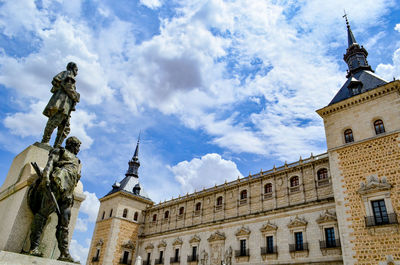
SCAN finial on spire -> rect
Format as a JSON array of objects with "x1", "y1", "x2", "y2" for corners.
[
  {"x1": 126, "y1": 134, "x2": 141, "y2": 177},
  {"x1": 343, "y1": 10, "x2": 350, "y2": 28}
]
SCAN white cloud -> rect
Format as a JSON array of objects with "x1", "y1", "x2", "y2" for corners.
[
  {"x1": 376, "y1": 47, "x2": 400, "y2": 80},
  {"x1": 140, "y1": 0, "x2": 162, "y2": 9},
  {"x1": 395, "y1": 24, "x2": 400, "y2": 33},
  {"x1": 169, "y1": 153, "x2": 242, "y2": 193},
  {"x1": 70, "y1": 238, "x2": 90, "y2": 264},
  {"x1": 75, "y1": 191, "x2": 100, "y2": 232}
]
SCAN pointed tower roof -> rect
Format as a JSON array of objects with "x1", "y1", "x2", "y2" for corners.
[
  {"x1": 328, "y1": 14, "x2": 387, "y2": 105},
  {"x1": 104, "y1": 135, "x2": 152, "y2": 201}
]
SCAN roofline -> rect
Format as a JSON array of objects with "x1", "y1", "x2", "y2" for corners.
[{"x1": 100, "y1": 190, "x2": 154, "y2": 205}]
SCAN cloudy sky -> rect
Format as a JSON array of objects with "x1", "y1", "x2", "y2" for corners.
[{"x1": 0, "y1": 0, "x2": 399, "y2": 263}]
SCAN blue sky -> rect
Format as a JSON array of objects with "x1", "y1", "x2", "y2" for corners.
[{"x1": 0, "y1": 0, "x2": 399, "y2": 263}]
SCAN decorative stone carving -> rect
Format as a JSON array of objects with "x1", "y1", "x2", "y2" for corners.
[
  {"x1": 224, "y1": 246, "x2": 232, "y2": 265},
  {"x1": 235, "y1": 226, "x2": 251, "y2": 237},
  {"x1": 200, "y1": 250, "x2": 208, "y2": 265},
  {"x1": 189, "y1": 235, "x2": 201, "y2": 244},
  {"x1": 145, "y1": 243, "x2": 154, "y2": 251},
  {"x1": 260, "y1": 221, "x2": 278, "y2": 233},
  {"x1": 122, "y1": 240, "x2": 135, "y2": 249},
  {"x1": 287, "y1": 216, "x2": 308, "y2": 229},
  {"x1": 157, "y1": 240, "x2": 167, "y2": 248},
  {"x1": 358, "y1": 175, "x2": 391, "y2": 195},
  {"x1": 96, "y1": 239, "x2": 104, "y2": 247},
  {"x1": 316, "y1": 210, "x2": 337, "y2": 224},
  {"x1": 172, "y1": 237, "x2": 183, "y2": 246},
  {"x1": 207, "y1": 231, "x2": 225, "y2": 242}
]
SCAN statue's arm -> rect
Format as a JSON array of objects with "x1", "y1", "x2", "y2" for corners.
[
  {"x1": 41, "y1": 148, "x2": 61, "y2": 186},
  {"x1": 61, "y1": 74, "x2": 80, "y2": 103}
]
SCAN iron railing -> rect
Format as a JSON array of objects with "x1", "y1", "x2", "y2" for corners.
[
  {"x1": 119, "y1": 258, "x2": 132, "y2": 264},
  {"x1": 143, "y1": 260, "x2": 150, "y2": 265},
  {"x1": 365, "y1": 213, "x2": 398, "y2": 227},
  {"x1": 187, "y1": 255, "x2": 199, "y2": 262},
  {"x1": 319, "y1": 239, "x2": 341, "y2": 249},
  {"x1": 155, "y1": 258, "x2": 164, "y2": 264},
  {"x1": 260, "y1": 246, "x2": 277, "y2": 255},
  {"x1": 170, "y1": 257, "x2": 180, "y2": 263},
  {"x1": 289, "y1": 243, "x2": 308, "y2": 252},
  {"x1": 92, "y1": 256, "x2": 100, "y2": 262},
  {"x1": 234, "y1": 249, "x2": 250, "y2": 257}
]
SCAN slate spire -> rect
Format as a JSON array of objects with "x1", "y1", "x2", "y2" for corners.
[
  {"x1": 126, "y1": 135, "x2": 140, "y2": 178},
  {"x1": 343, "y1": 12, "x2": 373, "y2": 77}
]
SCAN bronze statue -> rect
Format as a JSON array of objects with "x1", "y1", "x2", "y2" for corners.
[
  {"x1": 28, "y1": 136, "x2": 82, "y2": 262},
  {"x1": 41, "y1": 62, "x2": 80, "y2": 148}
]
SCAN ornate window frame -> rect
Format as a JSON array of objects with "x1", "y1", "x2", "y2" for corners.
[
  {"x1": 287, "y1": 216, "x2": 309, "y2": 258},
  {"x1": 260, "y1": 221, "x2": 278, "y2": 260},
  {"x1": 288, "y1": 175, "x2": 301, "y2": 193},
  {"x1": 316, "y1": 210, "x2": 341, "y2": 256},
  {"x1": 235, "y1": 227, "x2": 251, "y2": 263}
]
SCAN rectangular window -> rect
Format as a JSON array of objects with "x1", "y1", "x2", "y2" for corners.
[
  {"x1": 295, "y1": 232, "x2": 303, "y2": 251},
  {"x1": 371, "y1": 199, "x2": 389, "y2": 225},
  {"x1": 95, "y1": 249, "x2": 100, "y2": 258},
  {"x1": 266, "y1": 236, "x2": 274, "y2": 253},
  {"x1": 174, "y1": 249, "x2": 179, "y2": 262},
  {"x1": 122, "y1": 251, "x2": 129, "y2": 264},
  {"x1": 192, "y1": 246, "x2": 197, "y2": 258},
  {"x1": 147, "y1": 253, "x2": 151, "y2": 265},
  {"x1": 324, "y1": 227, "x2": 336, "y2": 247},
  {"x1": 240, "y1": 239, "x2": 246, "y2": 256},
  {"x1": 159, "y1": 251, "x2": 163, "y2": 261}
]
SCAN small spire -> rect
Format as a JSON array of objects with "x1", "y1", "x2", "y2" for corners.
[
  {"x1": 126, "y1": 134, "x2": 141, "y2": 178},
  {"x1": 343, "y1": 10, "x2": 357, "y2": 47}
]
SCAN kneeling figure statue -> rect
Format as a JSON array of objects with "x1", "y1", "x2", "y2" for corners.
[{"x1": 28, "y1": 136, "x2": 82, "y2": 262}]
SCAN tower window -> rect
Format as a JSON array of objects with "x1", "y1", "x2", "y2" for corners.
[
  {"x1": 371, "y1": 199, "x2": 389, "y2": 225},
  {"x1": 123, "y1": 208, "x2": 128, "y2": 218},
  {"x1": 134, "y1": 212, "x2": 138, "y2": 221},
  {"x1": 290, "y1": 176, "x2": 299, "y2": 187},
  {"x1": 179, "y1": 207, "x2": 184, "y2": 215},
  {"x1": 109, "y1": 209, "x2": 113, "y2": 217},
  {"x1": 164, "y1": 211, "x2": 169, "y2": 219},
  {"x1": 195, "y1": 202, "x2": 201, "y2": 211},
  {"x1": 152, "y1": 214, "x2": 157, "y2": 222},
  {"x1": 317, "y1": 169, "x2": 328, "y2": 180},
  {"x1": 344, "y1": 129, "x2": 354, "y2": 143},
  {"x1": 216, "y1": 196, "x2": 223, "y2": 206},
  {"x1": 264, "y1": 183, "x2": 272, "y2": 194},
  {"x1": 240, "y1": 190, "x2": 247, "y2": 200},
  {"x1": 374, "y1": 119, "x2": 385, "y2": 135},
  {"x1": 101, "y1": 211, "x2": 105, "y2": 220},
  {"x1": 324, "y1": 227, "x2": 336, "y2": 248}
]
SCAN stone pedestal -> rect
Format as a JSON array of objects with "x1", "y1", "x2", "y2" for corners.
[
  {"x1": 0, "y1": 250, "x2": 79, "y2": 265},
  {"x1": 0, "y1": 143, "x2": 85, "y2": 259}
]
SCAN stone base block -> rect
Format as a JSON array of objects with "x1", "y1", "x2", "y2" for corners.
[{"x1": 0, "y1": 251, "x2": 79, "y2": 265}]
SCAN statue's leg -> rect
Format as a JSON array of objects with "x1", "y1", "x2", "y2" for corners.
[
  {"x1": 56, "y1": 199, "x2": 76, "y2": 262},
  {"x1": 53, "y1": 115, "x2": 70, "y2": 148},
  {"x1": 41, "y1": 113, "x2": 62, "y2": 144}
]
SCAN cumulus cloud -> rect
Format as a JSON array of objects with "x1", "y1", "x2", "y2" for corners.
[
  {"x1": 376, "y1": 48, "x2": 400, "y2": 80},
  {"x1": 169, "y1": 153, "x2": 242, "y2": 193},
  {"x1": 395, "y1": 24, "x2": 400, "y2": 33},
  {"x1": 75, "y1": 191, "x2": 100, "y2": 232},
  {"x1": 140, "y1": 0, "x2": 162, "y2": 9},
  {"x1": 70, "y1": 238, "x2": 91, "y2": 264}
]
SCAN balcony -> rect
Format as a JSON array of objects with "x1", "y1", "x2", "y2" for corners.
[
  {"x1": 317, "y1": 179, "x2": 329, "y2": 187},
  {"x1": 289, "y1": 186, "x2": 300, "y2": 193},
  {"x1": 234, "y1": 249, "x2": 250, "y2": 263},
  {"x1": 215, "y1": 205, "x2": 223, "y2": 211},
  {"x1": 193, "y1": 210, "x2": 201, "y2": 217},
  {"x1": 187, "y1": 255, "x2": 199, "y2": 262},
  {"x1": 263, "y1": 193, "x2": 273, "y2": 199},
  {"x1": 319, "y1": 239, "x2": 341, "y2": 249},
  {"x1": 260, "y1": 246, "x2": 277, "y2": 261},
  {"x1": 155, "y1": 258, "x2": 164, "y2": 265},
  {"x1": 365, "y1": 213, "x2": 398, "y2": 227},
  {"x1": 92, "y1": 256, "x2": 100, "y2": 262},
  {"x1": 143, "y1": 260, "x2": 150, "y2": 265},
  {"x1": 239, "y1": 198, "x2": 247, "y2": 205},
  {"x1": 170, "y1": 257, "x2": 180, "y2": 264},
  {"x1": 119, "y1": 258, "x2": 132, "y2": 264},
  {"x1": 289, "y1": 243, "x2": 309, "y2": 258}
]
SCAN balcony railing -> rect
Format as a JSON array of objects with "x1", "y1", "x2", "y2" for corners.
[
  {"x1": 234, "y1": 249, "x2": 250, "y2": 257},
  {"x1": 365, "y1": 213, "x2": 398, "y2": 227},
  {"x1": 143, "y1": 260, "x2": 150, "y2": 265},
  {"x1": 260, "y1": 246, "x2": 277, "y2": 255},
  {"x1": 193, "y1": 210, "x2": 201, "y2": 216},
  {"x1": 289, "y1": 243, "x2": 308, "y2": 252},
  {"x1": 215, "y1": 205, "x2": 223, "y2": 211},
  {"x1": 155, "y1": 258, "x2": 164, "y2": 264},
  {"x1": 187, "y1": 255, "x2": 199, "y2": 262},
  {"x1": 289, "y1": 186, "x2": 300, "y2": 193},
  {"x1": 317, "y1": 179, "x2": 329, "y2": 187},
  {"x1": 119, "y1": 258, "x2": 132, "y2": 264},
  {"x1": 263, "y1": 193, "x2": 273, "y2": 199},
  {"x1": 92, "y1": 256, "x2": 100, "y2": 262},
  {"x1": 319, "y1": 239, "x2": 341, "y2": 249},
  {"x1": 170, "y1": 257, "x2": 180, "y2": 263},
  {"x1": 239, "y1": 199, "x2": 247, "y2": 205}
]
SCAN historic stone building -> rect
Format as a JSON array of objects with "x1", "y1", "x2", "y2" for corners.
[{"x1": 87, "y1": 21, "x2": 400, "y2": 265}]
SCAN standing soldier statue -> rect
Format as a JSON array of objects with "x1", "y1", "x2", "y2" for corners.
[
  {"x1": 41, "y1": 62, "x2": 80, "y2": 148},
  {"x1": 28, "y1": 136, "x2": 82, "y2": 262}
]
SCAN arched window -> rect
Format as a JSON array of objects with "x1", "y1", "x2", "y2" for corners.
[
  {"x1": 123, "y1": 208, "x2": 128, "y2": 218},
  {"x1": 264, "y1": 183, "x2": 272, "y2": 194},
  {"x1": 179, "y1": 207, "x2": 184, "y2": 215},
  {"x1": 101, "y1": 211, "x2": 105, "y2": 220},
  {"x1": 134, "y1": 212, "x2": 138, "y2": 221},
  {"x1": 109, "y1": 209, "x2": 113, "y2": 217},
  {"x1": 374, "y1": 119, "x2": 385, "y2": 135},
  {"x1": 195, "y1": 202, "x2": 201, "y2": 211},
  {"x1": 317, "y1": 168, "x2": 328, "y2": 180},
  {"x1": 290, "y1": 176, "x2": 299, "y2": 187},
  {"x1": 152, "y1": 214, "x2": 157, "y2": 222},
  {"x1": 216, "y1": 196, "x2": 223, "y2": 206},
  {"x1": 344, "y1": 129, "x2": 354, "y2": 143},
  {"x1": 164, "y1": 211, "x2": 169, "y2": 219},
  {"x1": 240, "y1": 190, "x2": 247, "y2": 200}
]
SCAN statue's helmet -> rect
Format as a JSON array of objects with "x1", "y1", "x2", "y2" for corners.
[
  {"x1": 66, "y1": 136, "x2": 81, "y2": 147},
  {"x1": 66, "y1": 62, "x2": 78, "y2": 71}
]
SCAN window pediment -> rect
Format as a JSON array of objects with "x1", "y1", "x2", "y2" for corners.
[
  {"x1": 158, "y1": 240, "x2": 167, "y2": 248},
  {"x1": 287, "y1": 216, "x2": 308, "y2": 228},
  {"x1": 122, "y1": 240, "x2": 135, "y2": 249},
  {"x1": 189, "y1": 235, "x2": 201, "y2": 244},
  {"x1": 96, "y1": 239, "x2": 104, "y2": 247},
  {"x1": 145, "y1": 243, "x2": 154, "y2": 250},
  {"x1": 358, "y1": 175, "x2": 391, "y2": 195},
  {"x1": 207, "y1": 231, "x2": 225, "y2": 242},
  {"x1": 172, "y1": 237, "x2": 183, "y2": 246},
  {"x1": 316, "y1": 210, "x2": 337, "y2": 224},
  {"x1": 260, "y1": 221, "x2": 278, "y2": 233},
  {"x1": 235, "y1": 226, "x2": 251, "y2": 237}
]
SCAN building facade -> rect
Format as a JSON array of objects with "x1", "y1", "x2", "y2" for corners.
[{"x1": 87, "y1": 21, "x2": 400, "y2": 265}]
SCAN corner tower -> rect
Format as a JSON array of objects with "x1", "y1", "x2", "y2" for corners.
[
  {"x1": 87, "y1": 138, "x2": 153, "y2": 265},
  {"x1": 317, "y1": 17, "x2": 400, "y2": 264}
]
